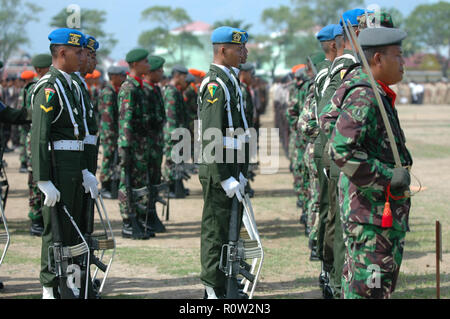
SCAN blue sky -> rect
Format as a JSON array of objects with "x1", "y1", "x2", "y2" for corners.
[{"x1": 25, "y1": 0, "x2": 441, "y2": 60}]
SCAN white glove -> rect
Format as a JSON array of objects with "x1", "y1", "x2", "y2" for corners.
[
  {"x1": 239, "y1": 172, "x2": 248, "y2": 195},
  {"x1": 220, "y1": 176, "x2": 243, "y2": 202},
  {"x1": 82, "y1": 169, "x2": 99, "y2": 199},
  {"x1": 37, "y1": 181, "x2": 60, "y2": 207}
]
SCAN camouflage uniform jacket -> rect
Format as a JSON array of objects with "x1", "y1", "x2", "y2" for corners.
[
  {"x1": 143, "y1": 80, "x2": 166, "y2": 143},
  {"x1": 163, "y1": 84, "x2": 186, "y2": 157},
  {"x1": 240, "y1": 82, "x2": 254, "y2": 128},
  {"x1": 98, "y1": 83, "x2": 119, "y2": 149},
  {"x1": 328, "y1": 66, "x2": 413, "y2": 231},
  {"x1": 183, "y1": 83, "x2": 198, "y2": 133},
  {"x1": 297, "y1": 81, "x2": 319, "y2": 141}
]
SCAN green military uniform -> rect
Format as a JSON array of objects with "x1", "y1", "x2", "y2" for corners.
[
  {"x1": 199, "y1": 62, "x2": 250, "y2": 295},
  {"x1": 318, "y1": 50, "x2": 359, "y2": 297},
  {"x1": 98, "y1": 82, "x2": 119, "y2": 191},
  {"x1": 31, "y1": 65, "x2": 88, "y2": 288},
  {"x1": 162, "y1": 83, "x2": 187, "y2": 183},
  {"x1": 328, "y1": 27, "x2": 412, "y2": 298}
]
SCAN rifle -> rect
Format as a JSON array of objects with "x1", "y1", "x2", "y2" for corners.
[{"x1": 48, "y1": 140, "x2": 91, "y2": 299}]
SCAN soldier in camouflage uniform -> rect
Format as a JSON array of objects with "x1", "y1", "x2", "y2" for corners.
[
  {"x1": 98, "y1": 66, "x2": 127, "y2": 199},
  {"x1": 328, "y1": 27, "x2": 412, "y2": 299},
  {"x1": 17, "y1": 71, "x2": 36, "y2": 174},
  {"x1": 117, "y1": 48, "x2": 154, "y2": 240},
  {"x1": 142, "y1": 56, "x2": 166, "y2": 186},
  {"x1": 319, "y1": 11, "x2": 394, "y2": 298},
  {"x1": 183, "y1": 72, "x2": 198, "y2": 162},
  {"x1": 162, "y1": 65, "x2": 189, "y2": 198},
  {"x1": 25, "y1": 54, "x2": 52, "y2": 236}
]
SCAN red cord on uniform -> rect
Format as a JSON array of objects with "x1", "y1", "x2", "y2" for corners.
[{"x1": 382, "y1": 183, "x2": 407, "y2": 228}]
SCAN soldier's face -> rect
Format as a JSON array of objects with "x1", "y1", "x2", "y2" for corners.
[
  {"x1": 224, "y1": 44, "x2": 242, "y2": 68},
  {"x1": 64, "y1": 46, "x2": 82, "y2": 73},
  {"x1": 379, "y1": 45, "x2": 405, "y2": 85},
  {"x1": 149, "y1": 67, "x2": 164, "y2": 83},
  {"x1": 88, "y1": 51, "x2": 97, "y2": 74},
  {"x1": 134, "y1": 58, "x2": 150, "y2": 77},
  {"x1": 79, "y1": 48, "x2": 89, "y2": 74}
]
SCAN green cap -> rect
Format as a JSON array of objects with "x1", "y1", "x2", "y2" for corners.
[
  {"x1": 31, "y1": 54, "x2": 52, "y2": 68},
  {"x1": 358, "y1": 11, "x2": 394, "y2": 30},
  {"x1": 126, "y1": 48, "x2": 149, "y2": 63},
  {"x1": 359, "y1": 28, "x2": 407, "y2": 48},
  {"x1": 148, "y1": 55, "x2": 165, "y2": 71},
  {"x1": 309, "y1": 51, "x2": 326, "y2": 67}
]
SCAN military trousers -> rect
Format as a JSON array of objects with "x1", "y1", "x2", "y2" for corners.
[
  {"x1": 314, "y1": 154, "x2": 329, "y2": 261},
  {"x1": 40, "y1": 151, "x2": 85, "y2": 288},
  {"x1": 341, "y1": 222, "x2": 406, "y2": 299},
  {"x1": 199, "y1": 168, "x2": 243, "y2": 293}
]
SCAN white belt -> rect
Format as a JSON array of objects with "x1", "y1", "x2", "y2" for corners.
[
  {"x1": 223, "y1": 135, "x2": 249, "y2": 150},
  {"x1": 83, "y1": 134, "x2": 98, "y2": 145},
  {"x1": 49, "y1": 140, "x2": 84, "y2": 151}
]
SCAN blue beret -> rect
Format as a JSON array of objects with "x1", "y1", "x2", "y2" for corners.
[
  {"x1": 316, "y1": 24, "x2": 340, "y2": 41},
  {"x1": 48, "y1": 28, "x2": 86, "y2": 47},
  {"x1": 211, "y1": 26, "x2": 248, "y2": 44},
  {"x1": 85, "y1": 35, "x2": 99, "y2": 51},
  {"x1": 333, "y1": 25, "x2": 343, "y2": 38},
  {"x1": 339, "y1": 9, "x2": 366, "y2": 27}
]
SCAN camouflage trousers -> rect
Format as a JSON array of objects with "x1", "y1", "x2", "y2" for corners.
[
  {"x1": 341, "y1": 222, "x2": 406, "y2": 299},
  {"x1": 288, "y1": 128, "x2": 296, "y2": 165},
  {"x1": 25, "y1": 132, "x2": 42, "y2": 221},
  {"x1": 99, "y1": 140, "x2": 117, "y2": 184},
  {"x1": 118, "y1": 146, "x2": 150, "y2": 219},
  {"x1": 304, "y1": 142, "x2": 319, "y2": 242},
  {"x1": 18, "y1": 125, "x2": 29, "y2": 166},
  {"x1": 292, "y1": 135, "x2": 309, "y2": 204}
]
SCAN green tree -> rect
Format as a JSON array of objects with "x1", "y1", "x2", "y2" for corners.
[
  {"x1": 0, "y1": 0, "x2": 42, "y2": 63},
  {"x1": 405, "y1": 1, "x2": 450, "y2": 77},
  {"x1": 139, "y1": 6, "x2": 203, "y2": 65},
  {"x1": 49, "y1": 8, "x2": 117, "y2": 59}
]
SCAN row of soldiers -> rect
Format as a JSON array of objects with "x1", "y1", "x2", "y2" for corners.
[{"x1": 279, "y1": 8, "x2": 413, "y2": 299}]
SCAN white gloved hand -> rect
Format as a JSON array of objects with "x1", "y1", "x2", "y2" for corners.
[
  {"x1": 238, "y1": 172, "x2": 248, "y2": 195},
  {"x1": 82, "y1": 169, "x2": 99, "y2": 199},
  {"x1": 37, "y1": 181, "x2": 60, "y2": 207},
  {"x1": 220, "y1": 176, "x2": 243, "y2": 202}
]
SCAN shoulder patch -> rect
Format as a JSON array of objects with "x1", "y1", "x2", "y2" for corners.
[
  {"x1": 207, "y1": 82, "x2": 219, "y2": 98},
  {"x1": 44, "y1": 88, "x2": 55, "y2": 103}
]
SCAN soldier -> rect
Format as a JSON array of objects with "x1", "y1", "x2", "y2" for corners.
[
  {"x1": 142, "y1": 56, "x2": 166, "y2": 186},
  {"x1": 17, "y1": 71, "x2": 37, "y2": 173},
  {"x1": 32, "y1": 28, "x2": 99, "y2": 299},
  {"x1": 98, "y1": 66, "x2": 127, "y2": 199},
  {"x1": 24, "y1": 54, "x2": 52, "y2": 236},
  {"x1": 162, "y1": 64, "x2": 189, "y2": 198},
  {"x1": 319, "y1": 11, "x2": 395, "y2": 299},
  {"x1": 117, "y1": 48, "x2": 154, "y2": 239},
  {"x1": 183, "y1": 72, "x2": 198, "y2": 162},
  {"x1": 199, "y1": 26, "x2": 249, "y2": 299},
  {"x1": 328, "y1": 27, "x2": 412, "y2": 299}
]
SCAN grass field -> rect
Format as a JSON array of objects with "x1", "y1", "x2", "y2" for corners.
[{"x1": 0, "y1": 103, "x2": 448, "y2": 299}]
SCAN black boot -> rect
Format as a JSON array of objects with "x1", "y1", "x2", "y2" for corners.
[
  {"x1": 30, "y1": 217, "x2": 44, "y2": 236},
  {"x1": 122, "y1": 216, "x2": 154, "y2": 239},
  {"x1": 144, "y1": 206, "x2": 166, "y2": 233}
]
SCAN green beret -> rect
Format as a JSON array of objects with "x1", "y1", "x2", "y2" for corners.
[
  {"x1": 148, "y1": 55, "x2": 165, "y2": 71},
  {"x1": 31, "y1": 54, "x2": 52, "y2": 68},
  {"x1": 360, "y1": 28, "x2": 407, "y2": 48},
  {"x1": 126, "y1": 48, "x2": 149, "y2": 63},
  {"x1": 0, "y1": 61, "x2": 3, "y2": 69},
  {"x1": 309, "y1": 51, "x2": 326, "y2": 67}
]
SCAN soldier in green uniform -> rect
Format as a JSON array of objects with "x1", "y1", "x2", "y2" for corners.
[
  {"x1": 117, "y1": 48, "x2": 154, "y2": 239},
  {"x1": 328, "y1": 27, "x2": 412, "y2": 299},
  {"x1": 98, "y1": 66, "x2": 127, "y2": 199},
  {"x1": 32, "y1": 28, "x2": 99, "y2": 299},
  {"x1": 183, "y1": 72, "x2": 198, "y2": 162},
  {"x1": 198, "y1": 26, "x2": 250, "y2": 299},
  {"x1": 319, "y1": 10, "x2": 395, "y2": 298},
  {"x1": 142, "y1": 56, "x2": 166, "y2": 186},
  {"x1": 25, "y1": 54, "x2": 52, "y2": 236},
  {"x1": 71, "y1": 35, "x2": 101, "y2": 240},
  {"x1": 162, "y1": 65, "x2": 189, "y2": 198}
]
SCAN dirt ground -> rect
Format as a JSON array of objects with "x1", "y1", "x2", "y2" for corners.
[{"x1": 0, "y1": 103, "x2": 448, "y2": 299}]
